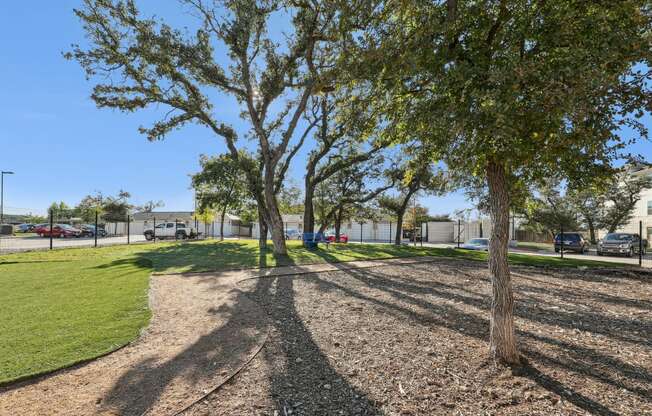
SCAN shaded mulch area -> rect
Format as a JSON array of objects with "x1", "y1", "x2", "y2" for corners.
[{"x1": 187, "y1": 259, "x2": 651, "y2": 416}]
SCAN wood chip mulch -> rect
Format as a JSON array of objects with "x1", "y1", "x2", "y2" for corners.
[{"x1": 187, "y1": 259, "x2": 651, "y2": 416}]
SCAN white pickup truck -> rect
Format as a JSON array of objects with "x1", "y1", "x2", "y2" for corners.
[{"x1": 144, "y1": 222, "x2": 198, "y2": 240}]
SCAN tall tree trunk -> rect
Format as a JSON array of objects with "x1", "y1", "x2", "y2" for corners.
[
  {"x1": 394, "y1": 211, "x2": 404, "y2": 245},
  {"x1": 486, "y1": 160, "x2": 520, "y2": 365},
  {"x1": 258, "y1": 209, "x2": 268, "y2": 249},
  {"x1": 587, "y1": 218, "x2": 596, "y2": 244},
  {"x1": 220, "y1": 208, "x2": 226, "y2": 241},
  {"x1": 303, "y1": 179, "x2": 315, "y2": 234},
  {"x1": 334, "y1": 207, "x2": 343, "y2": 240},
  {"x1": 263, "y1": 169, "x2": 287, "y2": 255}
]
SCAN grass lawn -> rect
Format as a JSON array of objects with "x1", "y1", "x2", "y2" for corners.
[
  {"x1": 516, "y1": 241, "x2": 555, "y2": 251},
  {"x1": 0, "y1": 239, "x2": 629, "y2": 384},
  {"x1": 0, "y1": 249, "x2": 151, "y2": 384}
]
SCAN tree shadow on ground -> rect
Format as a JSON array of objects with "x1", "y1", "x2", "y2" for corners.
[
  {"x1": 251, "y1": 275, "x2": 383, "y2": 415},
  {"x1": 100, "y1": 278, "x2": 268, "y2": 415},
  {"x1": 99, "y1": 249, "x2": 381, "y2": 415},
  {"x1": 304, "y1": 260, "x2": 650, "y2": 415}
]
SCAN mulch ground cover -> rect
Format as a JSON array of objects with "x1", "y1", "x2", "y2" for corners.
[{"x1": 187, "y1": 259, "x2": 651, "y2": 416}]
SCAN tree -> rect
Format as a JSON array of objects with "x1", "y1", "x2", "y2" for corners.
[
  {"x1": 192, "y1": 154, "x2": 249, "y2": 240},
  {"x1": 378, "y1": 158, "x2": 446, "y2": 245},
  {"x1": 344, "y1": 0, "x2": 651, "y2": 364},
  {"x1": 48, "y1": 201, "x2": 72, "y2": 222},
  {"x1": 314, "y1": 155, "x2": 392, "y2": 239},
  {"x1": 68, "y1": 0, "x2": 340, "y2": 255},
  {"x1": 519, "y1": 181, "x2": 581, "y2": 239},
  {"x1": 566, "y1": 184, "x2": 606, "y2": 244},
  {"x1": 278, "y1": 182, "x2": 304, "y2": 215},
  {"x1": 193, "y1": 208, "x2": 215, "y2": 239},
  {"x1": 136, "y1": 200, "x2": 165, "y2": 213},
  {"x1": 600, "y1": 170, "x2": 652, "y2": 233},
  {"x1": 75, "y1": 192, "x2": 104, "y2": 222},
  {"x1": 101, "y1": 190, "x2": 132, "y2": 235},
  {"x1": 302, "y1": 92, "x2": 387, "y2": 234}
]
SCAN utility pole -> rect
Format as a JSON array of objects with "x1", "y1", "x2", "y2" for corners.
[{"x1": 1, "y1": 171, "x2": 15, "y2": 224}]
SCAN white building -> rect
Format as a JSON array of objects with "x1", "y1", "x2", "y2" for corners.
[
  {"x1": 252, "y1": 214, "x2": 460, "y2": 243},
  {"x1": 103, "y1": 211, "x2": 246, "y2": 238},
  {"x1": 617, "y1": 166, "x2": 652, "y2": 240}
]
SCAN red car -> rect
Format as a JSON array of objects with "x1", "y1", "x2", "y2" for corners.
[
  {"x1": 40, "y1": 224, "x2": 82, "y2": 238},
  {"x1": 326, "y1": 233, "x2": 348, "y2": 243}
]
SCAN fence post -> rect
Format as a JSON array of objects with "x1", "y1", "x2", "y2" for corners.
[
  {"x1": 389, "y1": 221, "x2": 392, "y2": 244},
  {"x1": 457, "y1": 219, "x2": 461, "y2": 248},
  {"x1": 153, "y1": 217, "x2": 156, "y2": 241},
  {"x1": 560, "y1": 225, "x2": 564, "y2": 259},
  {"x1": 639, "y1": 220, "x2": 643, "y2": 267},
  {"x1": 420, "y1": 222, "x2": 423, "y2": 247},
  {"x1": 49, "y1": 209, "x2": 53, "y2": 250},
  {"x1": 127, "y1": 214, "x2": 130, "y2": 244},
  {"x1": 175, "y1": 218, "x2": 178, "y2": 241},
  {"x1": 360, "y1": 222, "x2": 363, "y2": 244},
  {"x1": 94, "y1": 211, "x2": 98, "y2": 248}
]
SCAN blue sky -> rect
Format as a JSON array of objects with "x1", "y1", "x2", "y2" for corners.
[{"x1": 1, "y1": 2, "x2": 650, "y2": 218}]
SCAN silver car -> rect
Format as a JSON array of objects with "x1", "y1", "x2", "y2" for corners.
[{"x1": 461, "y1": 238, "x2": 490, "y2": 251}]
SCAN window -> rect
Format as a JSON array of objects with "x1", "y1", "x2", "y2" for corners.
[
  {"x1": 648, "y1": 200, "x2": 652, "y2": 215},
  {"x1": 166, "y1": 223, "x2": 174, "y2": 228}
]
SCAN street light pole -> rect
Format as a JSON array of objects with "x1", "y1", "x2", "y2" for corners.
[{"x1": 1, "y1": 171, "x2": 15, "y2": 224}]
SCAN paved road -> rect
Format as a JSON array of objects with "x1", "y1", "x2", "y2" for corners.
[{"x1": 0, "y1": 234, "x2": 148, "y2": 253}]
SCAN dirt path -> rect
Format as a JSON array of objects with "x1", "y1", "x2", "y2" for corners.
[
  {"x1": 0, "y1": 272, "x2": 268, "y2": 416},
  {"x1": 0, "y1": 257, "x2": 439, "y2": 416}
]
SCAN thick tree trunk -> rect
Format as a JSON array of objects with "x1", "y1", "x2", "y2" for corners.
[
  {"x1": 220, "y1": 208, "x2": 226, "y2": 241},
  {"x1": 394, "y1": 212, "x2": 404, "y2": 245},
  {"x1": 587, "y1": 218, "x2": 596, "y2": 244},
  {"x1": 257, "y1": 209, "x2": 268, "y2": 249},
  {"x1": 334, "y1": 208, "x2": 343, "y2": 240},
  {"x1": 303, "y1": 180, "x2": 315, "y2": 235},
  {"x1": 486, "y1": 160, "x2": 520, "y2": 365},
  {"x1": 264, "y1": 170, "x2": 288, "y2": 255}
]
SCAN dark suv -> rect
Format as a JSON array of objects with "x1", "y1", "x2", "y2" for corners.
[
  {"x1": 597, "y1": 233, "x2": 648, "y2": 257},
  {"x1": 554, "y1": 232, "x2": 589, "y2": 254}
]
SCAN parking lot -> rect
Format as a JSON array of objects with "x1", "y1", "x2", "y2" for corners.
[{"x1": 0, "y1": 234, "x2": 147, "y2": 253}]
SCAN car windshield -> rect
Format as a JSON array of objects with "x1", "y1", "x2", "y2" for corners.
[
  {"x1": 556, "y1": 234, "x2": 580, "y2": 241},
  {"x1": 60, "y1": 224, "x2": 73, "y2": 229},
  {"x1": 604, "y1": 233, "x2": 632, "y2": 241},
  {"x1": 468, "y1": 239, "x2": 489, "y2": 245}
]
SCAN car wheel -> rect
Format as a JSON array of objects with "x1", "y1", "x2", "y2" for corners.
[
  {"x1": 597, "y1": 251, "x2": 602, "y2": 256},
  {"x1": 176, "y1": 232, "x2": 186, "y2": 240},
  {"x1": 628, "y1": 248, "x2": 634, "y2": 258}
]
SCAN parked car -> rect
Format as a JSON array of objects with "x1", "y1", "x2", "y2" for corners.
[
  {"x1": 554, "y1": 232, "x2": 589, "y2": 253},
  {"x1": 325, "y1": 233, "x2": 349, "y2": 243},
  {"x1": 41, "y1": 224, "x2": 82, "y2": 238},
  {"x1": 80, "y1": 224, "x2": 107, "y2": 238},
  {"x1": 16, "y1": 223, "x2": 35, "y2": 233},
  {"x1": 461, "y1": 238, "x2": 490, "y2": 251},
  {"x1": 285, "y1": 229, "x2": 302, "y2": 240},
  {"x1": 597, "y1": 233, "x2": 648, "y2": 257},
  {"x1": 144, "y1": 222, "x2": 197, "y2": 240},
  {"x1": 33, "y1": 223, "x2": 49, "y2": 236}
]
